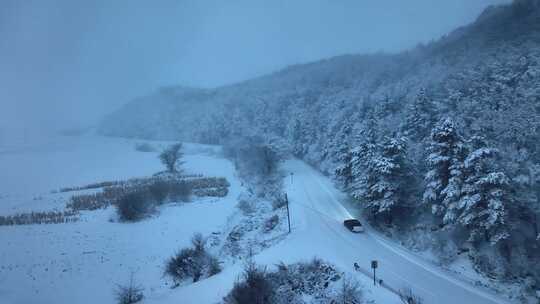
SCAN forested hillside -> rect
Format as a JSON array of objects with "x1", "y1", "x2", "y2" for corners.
[{"x1": 100, "y1": 0, "x2": 540, "y2": 291}]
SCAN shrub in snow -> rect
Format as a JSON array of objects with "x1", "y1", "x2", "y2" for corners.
[
  {"x1": 237, "y1": 199, "x2": 255, "y2": 215},
  {"x1": 208, "y1": 255, "x2": 223, "y2": 276},
  {"x1": 164, "y1": 233, "x2": 221, "y2": 284},
  {"x1": 224, "y1": 262, "x2": 274, "y2": 304},
  {"x1": 167, "y1": 181, "x2": 192, "y2": 202},
  {"x1": 145, "y1": 180, "x2": 192, "y2": 204},
  {"x1": 67, "y1": 175, "x2": 225, "y2": 213},
  {"x1": 271, "y1": 196, "x2": 287, "y2": 210},
  {"x1": 470, "y1": 252, "x2": 506, "y2": 279},
  {"x1": 116, "y1": 192, "x2": 154, "y2": 222},
  {"x1": 147, "y1": 180, "x2": 170, "y2": 204},
  {"x1": 165, "y1": 247, "x2": 204, "y2": 283},
  {"x1": 191, "y1": 232, "x2": 205, "y2": 252},
  {"x1": 159, "y1": 143, "x2": 184, "y2": 173},
  {"x1": 335, "y1": 276, "x2": 363, "y2": 304},
  {"x1": 114, "y1": 274, "x2": 144, "y2": 304},
  {"x1": 223, "y1": 258, "x2": 353, "y2": 304},
  {"x1": 433, "y1": 236, "x2": 459, "y2": 265},
  {"x1": 264, "y1": 215, "x2": 279, "y2": 233},
  {"x1": 269, "y1": 257, "x2": 342, "y2": 297}
]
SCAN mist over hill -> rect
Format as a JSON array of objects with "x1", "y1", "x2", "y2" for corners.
[{"x1": 100, "y1": 0, "x2": 540, "y2": 292}]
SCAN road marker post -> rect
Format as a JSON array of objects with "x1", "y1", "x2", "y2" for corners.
[
  {"x1": 371, "y1": 260, "x2": 378, "y2": 286},
  {"x1": 285, "y1": 193, "x2": 291, "y2": 233}
]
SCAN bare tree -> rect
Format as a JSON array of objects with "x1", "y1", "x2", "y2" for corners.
[{"x1": 159, "y1": 143, "x2": 184, "y2": 173}]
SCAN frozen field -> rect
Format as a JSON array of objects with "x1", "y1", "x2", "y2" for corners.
[{"x1": 0, "y1": 135, "x2": 242, "y2": 303}]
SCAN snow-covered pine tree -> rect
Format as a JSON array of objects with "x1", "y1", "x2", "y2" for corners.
[
  {"x1": 403, "y1": 88, "x2": 437, "y2": 141},
  {"x1": 353, "y1": 136, "x2": 411, "y2": 223},
  {"x1": 285, "y1": 117, "x2": 304, "y2": 156},
  {"x1": 334, "y1": 123, "x2": 354, "y2": 187},
  {"x1": 423, "y1": 118, "x2": 467, "y2": 224},
  {"x1": 348, "y1": 114, "x2": 378, "y2": 199},
  {"x1": 458, "y1": 136, "x2": 510, "y2": 245}
]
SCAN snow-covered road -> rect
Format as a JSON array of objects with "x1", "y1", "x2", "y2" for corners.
[{"x1": 283, "y1": 159, "x2": 509, "y2": 304}]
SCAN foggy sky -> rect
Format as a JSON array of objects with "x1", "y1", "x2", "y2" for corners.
[{"x1": 0, "y1": 0, "x2": 511, "y2": 138}]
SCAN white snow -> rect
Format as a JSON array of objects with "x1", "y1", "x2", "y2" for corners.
[
  {"x1": 0, "y1": 135, "x2": 241, "y2": 303},
  {"x1": 0, "y1": 135, "x2": 512, "y2": 304}
]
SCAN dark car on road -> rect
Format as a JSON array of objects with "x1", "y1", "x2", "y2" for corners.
[{"x1": 344, "y1": 219, "x2": 364, "y2": 233}]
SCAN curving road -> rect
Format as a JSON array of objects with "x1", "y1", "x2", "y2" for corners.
[{"x1": 283, "y1": 159, "x2": 510, "y2": 304}]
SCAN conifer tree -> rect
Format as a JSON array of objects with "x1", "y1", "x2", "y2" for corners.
[
  {"x1": 403, "y1": 88, "x2": 437, "y2": 141},
  {"x1": 335, "y1": 123, "x2": 354, "y2": 187},
  {"x1": 352, "y1": 136, "x2": 411, "y2": 223},
  {"x1": 423, "y1": 118, "x2": 467, "y2": 223},
  {"x1": 458, "y1": 136, "x2": 510, "y2": 244}
]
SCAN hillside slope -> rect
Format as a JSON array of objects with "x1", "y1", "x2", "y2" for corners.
[{"x1": 100, "y1": 0, "x2": 540, "y2": 299}]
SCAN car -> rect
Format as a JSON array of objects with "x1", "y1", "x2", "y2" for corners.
[{"x1": 343, "y1": 219, "x2": 364, "y2": 233}]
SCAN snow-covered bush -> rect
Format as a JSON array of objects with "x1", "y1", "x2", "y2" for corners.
[
  {"x1": 223, "y1": 258, "x2": 359, "y2": 304},
  {"x1": 334, "y1": 276, "x2": 363, "y2": 304},
  {"x1": 224, "y1": 262, "x2": 274, "y2": 304},
  {"x1": 237, "y1": 199, "x2": 255, "y2": 215},
  {"x1": 164, "y1": 233, "x2": 221, "y2": 285},
  {"x1": 67, "y1": 176, "x2": 225, "y2": 212},
  {"x1": 267, "y1": 257, "x2": 342, "y2": 299},
  {"x1": 167, "y1": 180, "x2": 192, "y2": 202},
  {"x1": 114, "y1": 275, "x2": 144, "y2": 304},
  {"x1": 271, "y1": 196, "x2": 287, "y2": 210},
  {"x1": 116, "y1": 191, "x2": 154, "y2": 222},
  {"x1": 432, "y1": 234, "x2": 459, "y2": 265},
  {"x1": 221, "y1": 197, "x2": 288, "y2": 259},
  {"x1": 264, "y1": 215, "x2": 279, "y2": 232},
  {"x1": 470, "y1": 252, "x2": 507, "y2": 279},
  {"x1": 147, "y1": 180, "x2": 170, "y2": 204}
]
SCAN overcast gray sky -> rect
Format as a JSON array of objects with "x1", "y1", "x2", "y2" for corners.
[{"x1": 0, "y1": 0, "x2": 510, "y2": 138}]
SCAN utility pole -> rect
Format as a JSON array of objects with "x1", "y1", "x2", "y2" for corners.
[{"x1": 285, "y1": 193, "x2": 291, "y2": 233}]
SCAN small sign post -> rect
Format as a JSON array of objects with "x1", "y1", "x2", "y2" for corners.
[
  {"x1": 285, "y1": 193, "x2": 291, "y2": 233},
  {"x1": 290, "y1": 172, "x2": 294, "y2": 184},
  {"x1": 371, "y1": 260, "x2": 378, "y2": 286}
]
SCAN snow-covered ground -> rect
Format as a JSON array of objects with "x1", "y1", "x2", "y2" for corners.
[
  {"x1": 146, "y1": 160, "x2": 512, "y2": 304},
  {"x1": 0, "y1": 135, "x2": 512, "y2": 304},
  {"x1": 0, "y1": 135, "x2": 242, "y2": 303}
]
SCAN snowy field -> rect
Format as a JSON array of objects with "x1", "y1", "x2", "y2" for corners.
[{"x1": 0, "y1": 135, "x2": 243, "y2": 303}]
